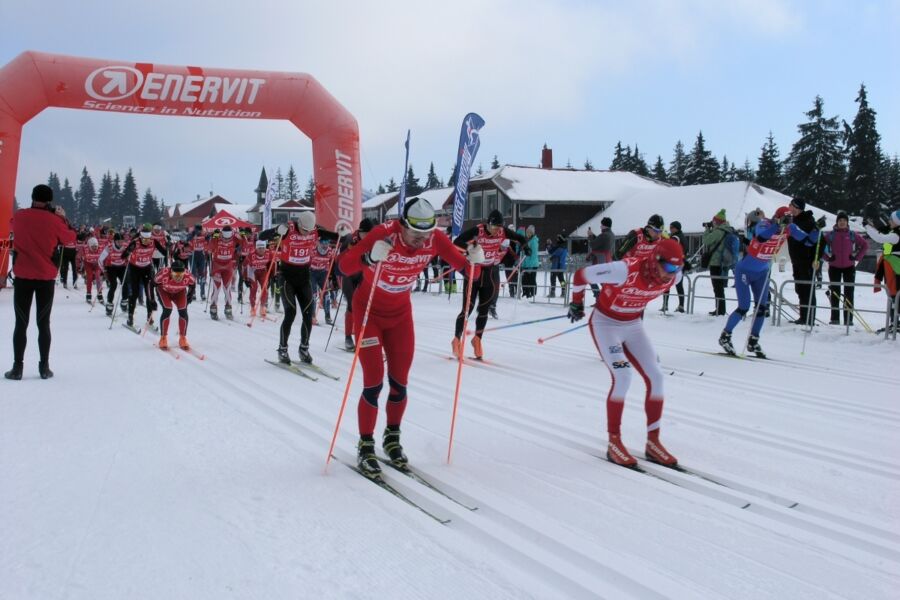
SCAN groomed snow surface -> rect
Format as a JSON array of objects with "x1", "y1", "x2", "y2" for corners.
[{"x1": 2, "y1": 275, "x2": 898, "y2": 599}]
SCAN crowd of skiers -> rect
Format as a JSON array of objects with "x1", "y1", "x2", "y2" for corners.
[{"x1": 6, "y1": 182, "x2": 899, "y2": 478}]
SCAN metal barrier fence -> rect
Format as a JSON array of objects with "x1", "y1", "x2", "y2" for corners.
[{"x1": 773, "y1": 279, "x2": 896, "y2": 338}]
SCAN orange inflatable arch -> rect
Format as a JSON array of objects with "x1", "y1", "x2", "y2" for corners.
[{"x1": 0, "y1": 51, "x2": 361, "y2": 281}]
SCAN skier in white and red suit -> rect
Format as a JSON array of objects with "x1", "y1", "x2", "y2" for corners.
[
  {"x1": 451, "y1": 209, "x2": 529, "y2": 359},
  {"x1": 81, "y1": 236, "x2": 104, "y2": 304},
  {"x1": 246, "y1": 240, "x2": 274, "y2": 317},
  {"x1": 567, "y1": 237, "x2": 685, "y2": 468},
  {"x1": 150, "y1": 222, "x2": 170, "y2": 270},
  {"x1": 154, "y1": 260, "x2": 196, "y2": 350},
  {"x1": 338, "y1": 197, "x2": 486, "y2": 478},
  {"x1": 310, "y1": 238, "x2": 336, "y2": 324},
  {"x1": 206, "y1": 225, "x2": 243, "y2": 321},
  {"x1": 259, "y1": 212, "x2": 339, "y2": 364},
  {"x1": 122, "y1": 224, "x2": 168, "y2": 328}
]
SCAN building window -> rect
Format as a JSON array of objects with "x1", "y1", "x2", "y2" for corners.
[
  {"x1": 485, "y1": 189, "x2": 498, "y2": 216},
  {"x1": 274, "y1": 213, "x2": 288, "y2": 224},
  {"x1": 500, "y1": 192, "x2": 512, "y2": 218},
  {"x1": 519, "y1": 203, "x2": 545, "y2": 218},
  {"x1": 468, "y1": 190, "x2": 483, "y2": 221}
]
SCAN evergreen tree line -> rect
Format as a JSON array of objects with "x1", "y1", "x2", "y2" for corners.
[
  {"x1": 269, "y1": 165, "x2": 316, "y2": 204},
  {"x1": 601, "y1": 85, "x2": 900, "y2": 214},
  {"x1": 43, "y1": 167, "x2": 165, "y2": 227}
]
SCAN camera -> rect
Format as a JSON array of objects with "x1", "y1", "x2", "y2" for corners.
[{"x1": 702, "y1": 221, "x2": 712, "y2": 229}]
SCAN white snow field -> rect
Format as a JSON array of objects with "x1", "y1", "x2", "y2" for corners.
[{"x1": 2, "y1": 273, "x2": 898, "y2": 600}]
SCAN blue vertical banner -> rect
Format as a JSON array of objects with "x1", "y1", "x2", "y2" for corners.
[
  {"x1": 451, "y1": 113, "x2": 485, "y2": 237},
  {"x1": 396, "y1": 129, "x2": 411, "y2": 218},
  {"x1": 263, "y1": 169, "x2": 276, "y2": 230}
]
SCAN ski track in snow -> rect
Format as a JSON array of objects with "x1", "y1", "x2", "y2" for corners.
[{"x1": 2, "y1": 279, "x2": 899, "y2": 600}]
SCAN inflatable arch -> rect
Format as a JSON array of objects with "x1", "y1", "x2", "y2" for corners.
[{"x1": 0, "y1": 51, "x2": 361, "y2": 281}]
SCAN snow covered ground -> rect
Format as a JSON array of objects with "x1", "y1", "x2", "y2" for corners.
[{"x1": 2, "y1": 272, "x2": 898, "y2": 599}]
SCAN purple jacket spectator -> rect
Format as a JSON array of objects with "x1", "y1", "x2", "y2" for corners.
[{"x1": 823, "y1": 228, "x2": 868, "y2": 269}]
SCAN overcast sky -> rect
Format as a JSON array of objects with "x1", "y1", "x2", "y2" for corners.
[{"x1": 2, "y1": 0, "x2": 898, "y2": 209}]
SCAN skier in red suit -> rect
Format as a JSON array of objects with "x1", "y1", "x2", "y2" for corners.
[
  {"x1": 339, "y1": 197, "x2": 486, "y2": 477},
  {"x1": 568, "y1": 237, "x2": 685, "y2": 468},
  {"x1": 154, "y1": 260, "x2": 196, "y2": 350}
]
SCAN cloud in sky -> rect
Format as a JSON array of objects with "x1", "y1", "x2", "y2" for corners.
[{"x1": 2, "y1": 0, "x2": 897, "y2": 211}]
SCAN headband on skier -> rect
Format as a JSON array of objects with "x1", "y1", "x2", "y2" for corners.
[{"x1": 139, "y1": 231, "x2": 152, "y2": 239}]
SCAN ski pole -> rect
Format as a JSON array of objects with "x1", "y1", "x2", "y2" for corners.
[
  {"x1": 468, "y1": 314, "x2": 567, "y2": 335},
  {"x1": 324, "y1": 290, "x2": 345, "y2": 352},
  {"x1": 325, "y1": 261, "x2": 384, "y2": 472},
  {"x1": 447, "y1": 262, "x2": 477, "y2": 465},
  {"x1": 801, "y1": 229, "x2": 824, "y2": 355},
  {"x1": 537, "y1": 322, "x2": 587, "y2": 344}
]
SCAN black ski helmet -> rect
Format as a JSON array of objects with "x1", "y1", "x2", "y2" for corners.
[
  {"x1": 171, "y1": 260, "x2": 186, "y2": 273},
  {"x1": 358, "y1": 217, "x2": 375, "y2": 233},
  {"x1": 647, "y1": 214, "x2": 664, "y2": 230},
  {"x1": 486, "y1": 209, "x2": 503, "y2": 226}
]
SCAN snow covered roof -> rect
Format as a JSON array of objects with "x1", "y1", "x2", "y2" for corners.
[
  {"x1": 413, "y1": 187, "x2": 454, "y2": 211},
  {"x1": 571, "y1": 181, "x2": 854, "y2": 237},
  {"x1": 214, "y1": 203, "x2": 254, "y2": 222},
  {"x1": 469, "y1": 165, "x2": 665, "y2": 204},
  {"x1": 171, "y1": 195, "x2": 230, "y2": 217},
  {"x1": 362, "y1": 191, "x2": 399, "y2": 209}
]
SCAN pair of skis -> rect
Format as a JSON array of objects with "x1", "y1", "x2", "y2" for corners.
[
  {"x1": 338, "y1": 455, "x2": 478, "y2": 525},
  {"x1": 122, "y1": 322, "x2": 206, "y2": 360},
  {"x1": 264, "y1": 359, "x2": 340, "y2": 381}
]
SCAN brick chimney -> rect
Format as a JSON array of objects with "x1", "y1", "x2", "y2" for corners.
[{"x1": 541, "y1": 144, "x2": 553, "y2": 169}]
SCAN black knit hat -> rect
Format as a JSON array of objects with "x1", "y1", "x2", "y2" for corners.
[
  {"x1": 836, "y1": 211, "x2": 849, "y2": 222},
  {"x1": 647, "y1": 214, "x2": 664, "y2": 229},
  {"x1": 487, "y1": 209, "x2": 503, "y2": 226},
  {"x1": 790, "y1": 197, "x2": 806, "y2": 210},
  {"x1": 670, "y1": 221, "x2": 682, "y2": 231},
  {"x1": 600, "y1": 217, "x2": 612, "y2": 228},
  {"x1": 32, "y1": 184, "x2": 53, "y2": 204},
  {"x1": 171, "y1": 260, "x2": 186, "y2": 272},
  {"x1": 358, "y1": 218, "x2": 375, "y2": 233}
]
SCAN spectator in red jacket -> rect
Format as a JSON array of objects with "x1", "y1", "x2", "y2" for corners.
[{"x1": 5, "y1": 184, "x2": 77, "y2": 380}]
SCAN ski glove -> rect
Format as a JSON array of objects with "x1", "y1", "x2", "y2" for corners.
[
  {"x1": 816, "y1": 216, "x2": 827, "y2": 229},
  {"x1": 523, "y1": 245, "x2": 533, "y2": 257},
  {"x1": 779, "y1": 214, "x2": 793, "y2": 226},
  {"x1": 466, "y1": 243, "x2": 486, "y2": 264},
  {"x1": 367, "y1": 239, "x2": 393, "y2": 263},
  {"x1": 567, "y1": 302, "x2": 585, "y2": 323}
]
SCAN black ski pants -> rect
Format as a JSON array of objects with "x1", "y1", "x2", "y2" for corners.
[
  {"x1": 828, "y1": 266, "x2": 856, "y2": 325},
  {"x1": 280, "y1": 265, "x2": 314, "y2": 349},
  {"x1": 12, "y1": 278, "x2": 55, "y2": 363},
  {"x1": 455, "y1": 266, "x2": 499, "y2": 339}
]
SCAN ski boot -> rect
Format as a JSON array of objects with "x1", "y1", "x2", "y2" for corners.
[
  {"x1": 85, "y1": 293, "x2": 92, "y2": 304},
  {"x1": 126, "y1": 314, "x2": 135, "y2": 328},
  {"x1": 277, "y1": 345, "x2": 291, "y2": 365},
  {"x1": 179, "y1": 336, "x2": 190, "y2": 350},
  {"x1": 675, "y1": 305, "x2": 685, "y2": 313},
  {"x1": 357, "y1": 437, "x2": 382, "y2": 479},
  {"x1": 344, "y1": 336, "x2": 355, "y2": 352},
  {"x1": 747, "y1": 335, "x2": 766, "y2": 359},
  {"x1": 38, "y1": 361, "x2": 54, "y2": 380},
  {"x1": 471, "y1": 336, "x2": 484, "y2": 359},
  {"x1": 224, "y1": 304, "x2": 233, "y2": 320},
  {"x1": 718, "y1": 331, "x2": 735, "y2": 355},
  {"x1": 325, "y1": 315, "x2": 333, "y2": 326},
  {"x1": 62, "y1": 282, "x2": 68, "y2": 290},
  {"x1": 645, "y1": 433, "x2": 678, "y2": 467},
  {"x1": 4, "y1": 362, "x2": 23, "y2": 381},
  {"x1": 105, "y1": 302, "x2": 113, "y2": 317},
  {"x1": 158, "y1": 335, "x2": 169, "y2": 350},
  {"x1": 209, "y1": 304, "x2": 218, "y2": 320},
  {"x1": 606, "y1": 434, "x2": 637, "y2": 468},
  {"x1": 297, "y1": 345, "x2": 313, "y2": 364},
  {"x1": 120, "y1": 299, "x2": 128, "y2": 313},
  {"x1": 488, "y1": 306, "x2": 498, "y2": 319},
  {"x1": 382, "y1": 426, "x2": 408, "y2": 469},
  {"x1": 451, "y1": 337, "x2": 462, "y2": 358},
  {"x1": 260, "y1": 306, "x2": 268, "y2": 318}
]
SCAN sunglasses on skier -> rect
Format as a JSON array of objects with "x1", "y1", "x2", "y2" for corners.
[{"x1": 659, "y1": 260, "x2": 681, "y2": 274}]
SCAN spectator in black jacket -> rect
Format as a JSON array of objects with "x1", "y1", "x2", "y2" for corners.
[
  {"x1": 662, "y1": 221, "x2": 687, "y2": 312},
  {"x1": 787, "y1": 197, "x2": 824, "y2": 325}
]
